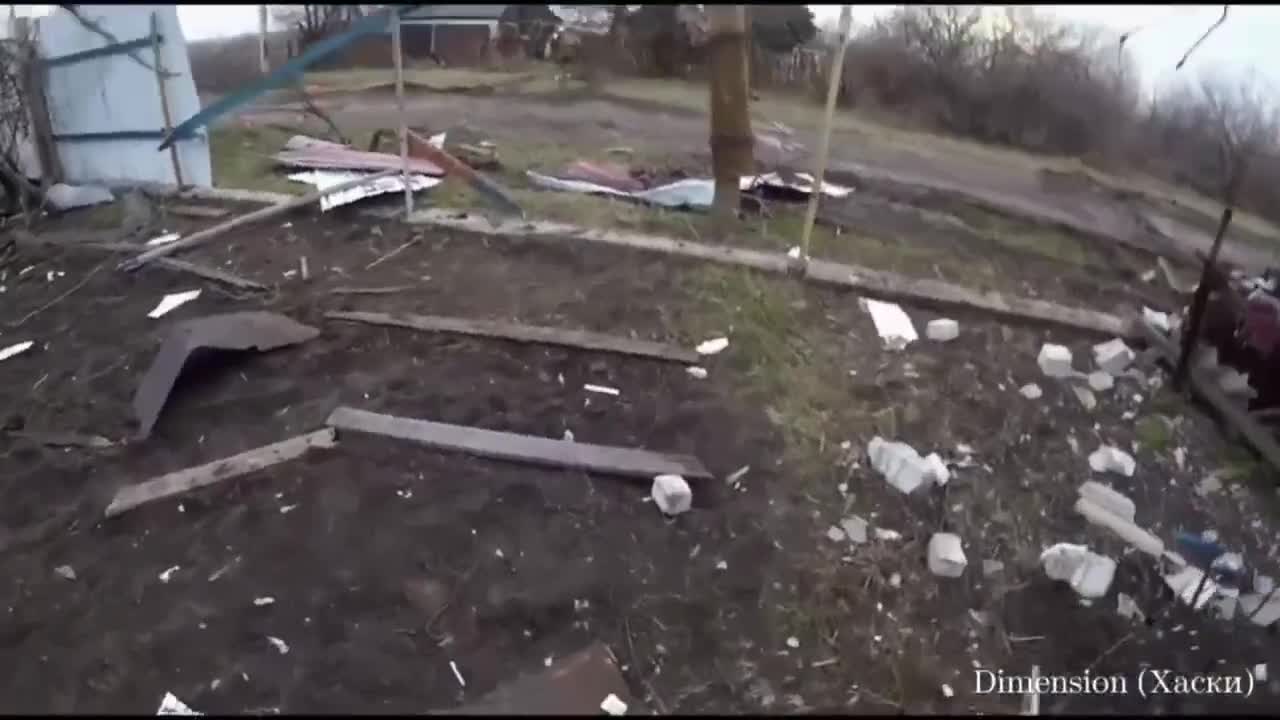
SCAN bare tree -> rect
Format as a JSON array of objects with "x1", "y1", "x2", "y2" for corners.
[{"x1": 270, "y1": 5, "x2": 358, "y2": 46}]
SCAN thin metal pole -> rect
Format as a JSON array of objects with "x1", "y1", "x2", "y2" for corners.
[
  {"x1": 391, "y1": 11, "x2": 412, "y2": 216},
  {"x1": 797, "y1": 5, "x2": 851, "y2": 265},
  {"x1": 258, "y1": 5, "x2": 269, "y2": 74},
  {"x1": 150, "y1": 12, "x2": 184, "y2": 186}
]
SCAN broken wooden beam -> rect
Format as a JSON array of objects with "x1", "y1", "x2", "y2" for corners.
[
  {"x1": 120, "y1": 169, "x2": 398, "y2": 270},
  {"x1": 104, "y1": 427, "x2": 337, "y2": 517},
  {"x1": 445, "y1": 642, "x2": 636, "y2": 715},
  {"x1": 326, "y1": 310, "x2": 700, "y2": 364},
  {"x1": 167, "y1": 203, "x2": 231, "y2": 219},
  {"x1": 327, "y1": 406, "x2": 712, "y2": 480},
  {"x1": 1137, "y1": 319, "x2": 1280, "y2": 476},
  {"x1": 407, "y1": 209, "x2": 1138, "y2": 339}
]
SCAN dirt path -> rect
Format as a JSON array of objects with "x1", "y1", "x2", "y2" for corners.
[{"x1": 2, "y1": 200, "x2": 1278, "y2": 713}]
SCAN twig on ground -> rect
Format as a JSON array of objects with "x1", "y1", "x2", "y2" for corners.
[
  {"x1": 7, "y1": 261, "x2": 105, "y2": 328},
  {"x1": 364, "y1": 238, "x2": 419, "y2": 270}
]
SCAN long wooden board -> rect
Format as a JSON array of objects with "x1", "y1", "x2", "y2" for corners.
[
  {"x1": 1136, "y1": 320, "x2": 1280, "y2": 476},
  {"x1": 104, "y1": 428, "x2": 337, "y2": 518},
  {"x1": 326, "y1": 311, "x2": 700, "y2": 365},
  {"x1": 407, "y1": 209, "x2": 1137, "y2": 339},
  {"x1": 327, "y1": 406, "x2": 711, "y2": 480}
]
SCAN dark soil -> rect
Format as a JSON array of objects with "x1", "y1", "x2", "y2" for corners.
[{"x1": 1, "y1": 199, "x2": 1278, "y2": 714}]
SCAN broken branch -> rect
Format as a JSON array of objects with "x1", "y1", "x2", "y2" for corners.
[{"x1": 120, "y1": 169, "x2": 398, "y2": 270}]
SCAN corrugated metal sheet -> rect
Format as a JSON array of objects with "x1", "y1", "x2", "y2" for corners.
[{"x1": 36, "y1": 6, "x2": 212, "y2": 187}]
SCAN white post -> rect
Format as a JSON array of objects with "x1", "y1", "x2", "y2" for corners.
[
  {"x1": 391, "y1": 11, "x2": 412, "y2": 216},
  {"x1": 797, "y1": 5, "x2": 852, "y2": 264},
  {"x1": 258, "y1": 5, "x2": 269, "y2": 74}
]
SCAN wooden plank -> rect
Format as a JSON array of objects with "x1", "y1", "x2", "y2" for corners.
[
  {"x1": 168, "y1": 204, "x2": 231, "y2": 219},
  {"x1": 326, "y1": 310, "x2": 700, "y2": 364},
  {"x1": 446, "y1": 642, "x2": 636, "y2": 715},
  {"x1": 41, "y1": 34, "x2": 158, "y2": 69},
  {"x1": 1137, "y1": 320, "x2": 1280, "y2": 476},
  {"x1": 407, "y1": 209, "x2": 1137, "y2": 339},
  {"x1": 326, "y1": 407, "x2": 712, "y2": 480},
  {"x1": 120, "y1": 169, "x2": 398, "y2": 270},
  {"x1": 105, "y1": 428, "x2": 337, "y2": 518},
  {"x1": 151, "y1": 12, "x2": 184, "y2": 186}
]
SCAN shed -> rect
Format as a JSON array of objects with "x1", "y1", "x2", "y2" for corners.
[{"x1": 400, "y1": 5, "x2": 560, "y2": 65}]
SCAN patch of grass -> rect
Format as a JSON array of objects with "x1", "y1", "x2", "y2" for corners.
[
  {"x1": 1135, "y1": 414, "x2": 1174, "y2": 452},
  {"x1": 209, "y1": 126, "x2": 306, "y2": 196},
  {"x1": 945, "y1": 203, "x2": 1096, "y2": 267}
]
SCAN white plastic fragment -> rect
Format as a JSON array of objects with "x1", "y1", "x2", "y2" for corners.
[
  {"x1": 1165, "y1": 566, "x2": 1218, "y2": 610},
  {"x1": 861, "y1": 299, "x2": 918, "y2": 350},
  {"x1": 725, "y1": 465, "x2": 749, "y2": 486},
  {"x1": 786, "y1": 245, "x2": 802, "y2": 259},
  {"x1": 927, "y1": 533, "x2": 967, "y2": 578},
  {"x1": 253, "y1": 597, "x2": 275, "y2": 607},
  {"x1": 1143, "y1": 307, "x2": 1172, "y2": 334},
  {"x1": 926, "y1": 318, "x2": 959, "y2": 342},
  {"x1": 1086, "y1": 371, "x2": 1114, "y2": 392},
  {"x1": 1019, "y1": 383, "x2": 1043, "y2": 399},
  {"x1": 158, "y1": 565, "x2": 180, "y2": 583},
  {"x1": 651, "y1": 474, "x2": 693, "y2": 516},
  {"x1": 583, "y1": 383, "x2": 621, "y2": 396},
  {"x1": 1088, "y1": 445, "x2": 1136, "y2": 477},
  {"x1": 826, "y1": 526, "x2": 846, "y2": 542},
  {"x1": 54, "y1": 565, "x2": 76, "y2": 581},
  {"x1": 874, "y1": 527, "x2": 902, "y2": 541},
  {"x1": 840, "y1": 515, "x2": 868, "y2": 544},
  {"x1": 266, "y1": 636, "x2": 290, "y2": 655},
  {"x1": 696, "y1": 337, "x2": 729, "y2": 356},
  {"x1": 867, "y1": 436, "x2": 927, "y2": 494},
  {"x1": 600, "y1": 693, "x2": 628, "y2": 716},
  {"x1": 1093, "y1": 338, "x2": 1135, "y2": 375},
  {"x1": 1072, "y1": 385, "x2": 1097, "y2": 410},
  {"x1": 0, "y1": 341, "x2": 34, "y2": 362},
  {"x1": 940, "y1": 683, "x2": 955, "y2": 698},
  {"x1": 1037, "y1": 343, "x2": 1074, "y2": 378},
  {"x1": 1077, "y1": 481, "x2": 1136, "y2": 523},
  {"x1": 1040, "y1": 543, "x2": 1115, "y2": 599},
  {"x1": 156, "y1": 692, "x2": 201, "y2": 716},
  {"x1": 1174, "y1": 447, "x2": 1187, "y2": 471},
  {"x1": 785, "y1": 636, "x2": 800, "y2": 648},
  {"x1": 685, "y1": 366, "x2": 708, "y2": 379},
  {"x1": 923, "y1": 453, "x2": 951, "y2": 486},
  {"x1": 145, "y1": 232, "x2": 182, "y2": 247},
  {"x1": 148, "y1": 289, "x2": 201, "y2": 319},
  {"x1": 449, "y1": 660, "x2": 466, "y2": 687},
  {"x1": 1074, "y1": 497, "x2": 1164, "y2": 557}
]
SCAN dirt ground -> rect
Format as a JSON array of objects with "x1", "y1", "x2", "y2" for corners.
[{"x1": 2, "y1": 191, "x2": 1280, "y2": 713}]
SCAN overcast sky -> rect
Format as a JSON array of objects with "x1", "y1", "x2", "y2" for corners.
[{"x1": 15, "y1": 4, "x2": 1278, "y2": 98}]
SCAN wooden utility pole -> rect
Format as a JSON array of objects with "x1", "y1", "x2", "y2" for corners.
[
  {"x1": 258, "y1": 5, "x2": 269, "y2": 74},
  {"x1": 797, "y1": 5, "x2": 852, "y2": 266},
  {"x1": 706, "y1": 5, "x2": 752, "y2": 229},
  {"x1": 391, "y1": 11, "x2": 412, "y2": 217}
]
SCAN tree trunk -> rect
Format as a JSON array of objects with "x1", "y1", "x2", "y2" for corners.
[{"x1": 706, "y1": 5, "x2": 752, "y2": 230}]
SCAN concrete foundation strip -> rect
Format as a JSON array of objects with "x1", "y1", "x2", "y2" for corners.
[
  {"x1": 325, "y1": 310, "x2": 700, "y2": 365},
  {"x1": 326, "y1": 406, "x2": 712, "y2": 481},
  {"x1": 407, "y1": 209, "x2": 1138, "y2": 339}
]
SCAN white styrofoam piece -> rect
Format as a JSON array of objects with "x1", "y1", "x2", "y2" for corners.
[
  {"x1": 862, "y1": 299, "x2": 918, "y2": 350},
  {"x1": 1088, "y1": 445, "x2": 1135, "y2": 477},
  {"x1": 147, "y1": 289, "x2": 201, "y2": 319},
  {"x1": 600, "y1": 693, "x2": 628, "y2": 716},
  {"x1": 867, "y1": 436, "x2": 927, "y2": 494},
  {"x1": 696, "y1": 337, "x2": 729, "y2": 356},
  {"x1": 651, "y1": 474, "x2": 692, "y2": 516},
  {"x1": 923, "y1": 452, "x2": 951, "y2": 486},
  {"x1": 1077, "y1": 480, "x2": 1136, "y2": 523},
  {"x1": 1037, "y1": 343, "x2": 1074, "y2": 378},
  {"x1": 0, "y1": 340, "x2": 34, "y2": 362},
  {"x1": 927, "y1": 533, "x2": 967, "y2": 578},
  {"x1": 840, "y1": 515, "x2": 868, "y2": 544},
  {"x1": 1086, "y1": 371, "x2": 1114, "y2": 392},
  {"x1": 1019, "y1": 383, "x2": 1043, "y2": 399},
  {"x1": 156, "y1": 692, "x2": 201, "y2": 716},
  {"x1": 1041, "y1": 543, "x2": 1092, "y2": 582},
  {"x1": 1071, "y1": 553, "x2": 1116, "y2": 599},
  {"x1": 1074, "y1": 497, "x2": 1164, "y2": 556},
  {"x1": 1093, "y1": 338, "x2": 1135, "y2": 375},
  {"x1": 926, "y1": 318, "x2": 960, "y2": 342}
]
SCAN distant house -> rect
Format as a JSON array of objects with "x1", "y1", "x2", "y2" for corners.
[{"x1": 399, "y1": 5, "x2": 560, "y2": 65}]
